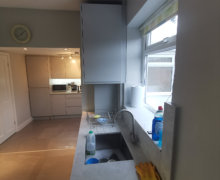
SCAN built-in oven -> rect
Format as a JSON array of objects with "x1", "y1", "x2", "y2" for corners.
[{"x1": 52, "y1": 84, "x2": 67, "y2": 92}]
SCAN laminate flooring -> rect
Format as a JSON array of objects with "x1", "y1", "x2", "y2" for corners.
[{"x1": 0, "y1": 118, "x2": 81, "y2": 180}]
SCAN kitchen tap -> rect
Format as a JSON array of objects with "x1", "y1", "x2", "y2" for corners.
[{"x1": 114, "y1": 109, "x2": 138, "y2": 144}]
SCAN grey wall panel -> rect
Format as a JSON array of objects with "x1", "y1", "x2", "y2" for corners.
[
  {"x1": 0, "y1": 8, "x2": 80, "y2": 48},
  {"x1": 172, "y1": 0, "x2": 220, "y2": 179},
  {"x1": 124, "y1": 28, "x2": 142, "y2": 106},
  {"x1": 94, "y1": 84, "x2": 119, "y2": 114}
]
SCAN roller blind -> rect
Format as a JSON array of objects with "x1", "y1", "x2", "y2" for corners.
[{"x1": 140, "y1": 0, "x2": 178, "y2": 35}]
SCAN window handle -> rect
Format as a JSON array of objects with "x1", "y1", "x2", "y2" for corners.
[{"x1": 163, "y1": 37, "x2": 169, "y2": 43}]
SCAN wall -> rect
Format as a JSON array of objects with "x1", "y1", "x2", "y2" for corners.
[
  {"x1": 10, "y1": 53, "x2": 32, "y2": 131},
  {"x1": 0, "y1": 8, "x2": 80, "y2": 48},
  {"x1": 126, "y1": 0, "x2": 147, "y2": 24},
  {"x1": 94, "y1": 84, "x2": 120, "y2": 114},
  {"x1": 124, "y1": 28, "x2": 142, "y2": 106},
  {"x1": 126, "y1": 0, "x2": 167, "y2": 27},
  {"x1": 172, "y1": 0, "x2": 220, "y2": 179}
]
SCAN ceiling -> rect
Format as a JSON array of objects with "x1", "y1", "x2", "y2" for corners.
[
  {"x1": 0, "y1": 0, "x2": 122, "y2": 11},
  {"x1": 0, "y1": 47, "x2": 80, "y2": 56}
]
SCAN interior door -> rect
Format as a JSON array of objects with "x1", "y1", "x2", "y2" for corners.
[{"x1": 0, "y1": 54, "x2": 16, "y2": 144}]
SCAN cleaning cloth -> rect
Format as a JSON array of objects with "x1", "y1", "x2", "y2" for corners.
[{"x1": 135, "y1": 162, "x2": 161, "y2": 180}]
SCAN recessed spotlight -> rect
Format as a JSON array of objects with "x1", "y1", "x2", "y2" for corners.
[
  {"x1": 24, "y1": 48, "x2": 28, "y2": 51},
  {"x1": 64, "y1": 48, "x2": 68, "y2": 51},
  {"x1": 71, "y1": 59, "x2": 76, "y2": 63}
]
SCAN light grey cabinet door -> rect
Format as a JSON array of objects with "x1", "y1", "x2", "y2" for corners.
[
  {"x1": 26, "y1": 56, "x2": 50, "y2": 87},
  {"x1": 51, "y1": 95, "x2": 66, "y2": 115},
  {"x1": 50, "y1": 56, "x2": 66, "y2": 79},
  {"x1": 81, "y1": 4, "x2": 126, "y2": 84},
  {"x1": 29, "y1": 88, "x2": 51, "y2": 117}
]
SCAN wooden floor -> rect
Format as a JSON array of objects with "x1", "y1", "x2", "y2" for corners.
[{"x1": 0, "y1": 118, "x2": 81, "y2": 180}]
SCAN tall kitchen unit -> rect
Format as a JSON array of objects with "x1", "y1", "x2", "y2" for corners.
[{"x1": 26, "y1": 56, "x2": 52, "y2": 117}]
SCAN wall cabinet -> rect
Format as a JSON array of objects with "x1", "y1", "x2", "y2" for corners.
[
  {"x1": 26, "y1": 56, "x2": 50, "y2": 87},
  {"x1": 65, "y1": 57, "x2": 81, "y2": 79},
  {"x1": 50, "y1": 57, "x2": 81, "y2": 79},
  {"x1": 81, "y1": 4, "x2": 126, "y2": 84},
  {"x1": 50, "y1": 57, "x2": 66, "y2": 79},
  {"x1": 29, "y1": 88, "x2": 51, "y2": 117}
]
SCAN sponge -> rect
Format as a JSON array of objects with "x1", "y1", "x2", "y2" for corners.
[{"x1": 93, "y1": 114, "x2": 101, "y2": 119}]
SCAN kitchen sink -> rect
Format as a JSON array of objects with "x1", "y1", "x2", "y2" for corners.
[{"x1": 85, "y1": 133, "x2": 133, "y2": 164}]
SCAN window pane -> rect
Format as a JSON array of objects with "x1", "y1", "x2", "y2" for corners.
[
  {"x1": 146, "y1": 95, "x2": 172, "y2": 110},
  {"x1": 149, "y1": 15, "x2": 178, "y2": 45},
  {"x1": 148, "y1": 56, "x2": 172, "y2": 63},
  {"x1": 147, "y1": 67, "x2": 173, "y2": 92}
]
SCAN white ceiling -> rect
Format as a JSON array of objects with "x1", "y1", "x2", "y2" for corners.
[
  {"x1": 0, "y1": 47, "x2": 80, "y2": 56},
  {"x1": 0, "y1": 0, "x2": 82, "y2": 11}
]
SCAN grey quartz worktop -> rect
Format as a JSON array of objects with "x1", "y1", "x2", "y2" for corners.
[{"x1": 70, "y1": 112, "x2": 142, "y2": 180}]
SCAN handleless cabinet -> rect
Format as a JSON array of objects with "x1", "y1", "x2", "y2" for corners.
[
  {"x1": 50, "y1": 94, "x2": 82, "y2": 116},
  {"x1": 50, "y1": 57, "x2": 66, "y2": 79},
  {"x1": 26, "y1": 56, "x2": 50, "y2": 87},
  {"x1": 51, "y1": 95, "x2": 66, "y2": 115},
  {"x1": 81, "y1": 4, "x2": 126, "y2": 84},
  {"x1": 50, "y1": 57, "x2": 81, "y2": 79}
]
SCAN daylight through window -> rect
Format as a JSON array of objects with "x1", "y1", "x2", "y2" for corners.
[{"x1": 144, "y1": 15, "x2": 178, "y2": 110}]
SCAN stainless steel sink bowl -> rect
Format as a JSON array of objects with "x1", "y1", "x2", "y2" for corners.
[{"x1": 85, "y1": 133, "x2": 133, "y2": 164}]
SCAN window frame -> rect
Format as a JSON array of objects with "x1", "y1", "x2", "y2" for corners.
[{"x1": 143, "y1": 16, "x2": 177, "y2": 111}]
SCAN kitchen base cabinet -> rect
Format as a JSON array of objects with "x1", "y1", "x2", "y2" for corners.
[
  {"x1": 50, "y1": 94, "x2": 82, "y2": 116},
  {"x1": 65, "y1": 94, "x2": 82, "y2": 115},
  {"x1": 51, "y1": 95, "x2": 66, "y2": 115},
  {"x1": 66, "y1": 107, "x2": 82, "y2": 115}
]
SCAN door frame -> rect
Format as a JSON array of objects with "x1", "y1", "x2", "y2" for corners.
[{"x1": 0, "y1": 52, "x2": 17, "y2": 142}]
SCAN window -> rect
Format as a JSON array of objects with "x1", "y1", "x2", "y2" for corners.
[
  {"x1": 144, "y1": 15, "x2": 178, "y2": 110},
  {"x1": 148, "y1": 15, "x2": 178, "y2": 45}
]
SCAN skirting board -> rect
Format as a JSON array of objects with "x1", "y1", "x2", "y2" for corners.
[{"x1": 16, "y1": 117, "x2": 33, "y2": 132}]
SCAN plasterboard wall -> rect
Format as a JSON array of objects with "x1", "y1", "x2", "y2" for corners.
[
  {"x1": 124, "y1": 27, "x2": 142, "y2": 106},
  {"x1": 0, "y1": 8, "x2": 80, "y2": 48},
  {"x1": 172, "y1": 0, "x2": 220, "y2": 179},
  {"x1": 126, "y1": 0, "x2": 147, "y2": 24}
]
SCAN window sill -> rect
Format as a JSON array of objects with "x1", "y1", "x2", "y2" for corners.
[
  {"x1": 125, "y1": 106, "x2": 154, "y2": 133},
  {"x1": 125, "y1": 105, "x2": 162, "y2": 150}
]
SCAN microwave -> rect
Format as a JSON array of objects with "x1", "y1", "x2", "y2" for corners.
[{"x1": 52, "y1": 84, "x2": 67, "y2": 91}]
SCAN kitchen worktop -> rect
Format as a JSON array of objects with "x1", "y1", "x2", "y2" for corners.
[
  {"x1": 70, "y1": 112, "x2": 146, "y2": 180},
  {"x1": 50, "y1": 91, "x2": 81, "y2": 95}
]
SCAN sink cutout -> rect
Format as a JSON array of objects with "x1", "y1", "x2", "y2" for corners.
[{"x1": 85, "y1": 133, "x2": 133, "y2": 164}]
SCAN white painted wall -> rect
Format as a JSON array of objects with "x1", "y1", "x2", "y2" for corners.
[
  {"x1": 124, "y1": 28, "x2": 142, "y2": 106},
  {"x1": 0, "y1": 8, "x2": 80, "y2": 48},
  {"x1": 126, "y1": 0, "x2": 167, "y2": 27},
  {"x1": 10, "y1": 53, "x2": 32, "y2": 131},
  {"x1": 126, "y1": 0, "x2": 147, "y2": 24},
  {"x1": 172, "y1": 0, "x2": 220, "y2": 179}
]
